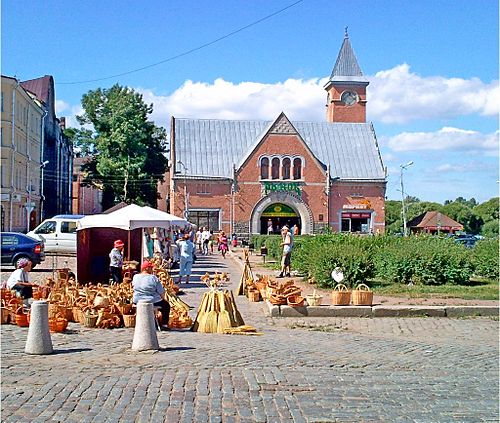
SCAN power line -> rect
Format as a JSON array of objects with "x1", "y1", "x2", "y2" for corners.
[{"x1": 58, "y1": 0, "x2": 304, "y2": 85}]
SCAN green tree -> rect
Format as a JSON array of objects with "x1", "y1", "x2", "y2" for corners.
[
  {"x1": 442, "y1": 201, "x2": 482, "y2": 234},
  {"x1": 73, "y1": 84, "x2": 168, "y2": 209}
]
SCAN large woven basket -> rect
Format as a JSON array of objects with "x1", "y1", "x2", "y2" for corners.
[
  {"x1": 351, "y1": 283, "x2": 373, "y2": 305},
  {"x1": 331, "y1": 284, "x2": 351, "y2": 306}
]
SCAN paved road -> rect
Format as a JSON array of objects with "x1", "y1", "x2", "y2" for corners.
[{"x1": 1, "y1": 253, "x2": 498, "y2": 422}]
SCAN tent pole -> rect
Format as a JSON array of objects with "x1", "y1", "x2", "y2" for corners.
[{"x1": 127, "y1": 230, "x2": 131, "y2": 261}]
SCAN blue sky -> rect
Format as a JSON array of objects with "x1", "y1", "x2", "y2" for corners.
[{"x1": 2, "y1": 0, "x2": 499, "y2": 203}]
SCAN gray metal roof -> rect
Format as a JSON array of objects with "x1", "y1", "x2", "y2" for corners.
[
  {"x1": 174, "y1": 118, "x2": 385, "y2": 181},
  {"x1": 328, "y1": 34, "x2": 368, "y2": 84}
]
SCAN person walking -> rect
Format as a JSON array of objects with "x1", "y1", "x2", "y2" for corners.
[
  {"x1": 177, "y1": 234, "x2": 195, "y2": 284},
  {"x1": 218, "y1": 231, "x2": 228, "y2": 259},
  {"x1": 109, "y1": 239, "x2": 125, "y2": 282},
  {"x1": 201, "y1": 227, "x2": 211, "y2": 255},
  {"x1": 277, "y1": 226, "x2": 293, "y2": 278},
  {"x1": 195, "y1": 229, "x2": 202, "y2": 253},
  {"x1": 132, "y1": 260, "x2": 170, "y2": 331},
  {"x1": 208, "y1": 230, "x2": 215, "y2": 254}
]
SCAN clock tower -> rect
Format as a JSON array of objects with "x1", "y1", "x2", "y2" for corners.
[{"x1": 324, "y1": 29, "x2": 369, "y2": 123}]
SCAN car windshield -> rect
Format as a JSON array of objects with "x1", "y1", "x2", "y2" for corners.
[{"x1": 35, "y1": 221, "x2": 56, "y2": 234}]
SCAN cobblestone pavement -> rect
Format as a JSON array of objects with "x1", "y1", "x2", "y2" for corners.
[{"x1": 1, "y1": 253, "x2": 498, "y2": 422}]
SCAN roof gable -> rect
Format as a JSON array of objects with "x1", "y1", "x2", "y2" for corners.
[{"x1": 236, "y1": 113, "x2": 327, "y2": 176}]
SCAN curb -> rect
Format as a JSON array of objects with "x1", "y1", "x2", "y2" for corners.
[{"x1": 264, "y1": 301, "x2": 498, "y2": 318}]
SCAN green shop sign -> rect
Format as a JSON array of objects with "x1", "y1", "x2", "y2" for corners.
[
  {"x1": 262, "y1": 203, "x2": 297, "y2": 218},
  {"x1": 263, "y1": 181, "x2": 301, "y2": 197}
]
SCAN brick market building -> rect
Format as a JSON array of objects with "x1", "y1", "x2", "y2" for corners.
[{"x1": 162, "y1": 32, "x2": 387, "y2": 237}]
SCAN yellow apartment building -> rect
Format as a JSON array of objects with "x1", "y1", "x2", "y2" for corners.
[{"x1": 1, "y1": 75, "x2": 45, "y2": 232}]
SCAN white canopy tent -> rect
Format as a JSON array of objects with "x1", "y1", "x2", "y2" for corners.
[
  {"x1": 78, "y1": 204, "x2": 191, "y2": 231},
  {"x1": 76, "y1": 205, "x2": 192, "y2": 281}
]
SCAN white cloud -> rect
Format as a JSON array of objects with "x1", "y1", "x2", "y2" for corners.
[
  {"x1": 138, "y1": 77, "x2": 327, "y2": 129},
  {"x1": 387, "y1": 127, "x2": 499, "y2": 156},
  {"x1": 433, "y1": 161, "x2": 497, "y2": 173},
  {"x1": 55, "y1": 99, "x2": 69, "y2": 114},
  {"x1": 61, "y1": 65, "x2": 498, "y2": 136},
  {"x1": 369, "y1": 64, "x2": 499, "y2": 124}
]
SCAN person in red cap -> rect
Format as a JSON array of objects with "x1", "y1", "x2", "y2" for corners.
[
  {"x1": 109, "y1": 239, "x2": 125, "y2": 282},
  {"x1": 132, "y1": 260, "x2": 170, "y2": 330}
]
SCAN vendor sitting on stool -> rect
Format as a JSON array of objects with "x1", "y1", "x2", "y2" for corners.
[
  {"x1": 131, "y1": 260, "x2": 170, "y2": 331},
  {"x1": 7, "y1": 258, "x2": 38, "y2": 303}
]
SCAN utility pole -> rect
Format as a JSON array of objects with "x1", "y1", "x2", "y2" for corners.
[{"x1": 400, "y1": 161, "x2": 414, "y2": 236}]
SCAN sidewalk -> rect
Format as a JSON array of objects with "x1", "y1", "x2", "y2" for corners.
[{"x1": 228, "y1": 246, "x2": 499, "y2": 318}]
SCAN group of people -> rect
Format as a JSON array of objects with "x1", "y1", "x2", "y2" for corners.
[{"x1": 194, "y1": 228, "x2": 229, "y2": 258}]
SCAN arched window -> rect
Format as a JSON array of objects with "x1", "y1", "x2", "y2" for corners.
[
  {"x1": 260, "y1": 157, "x2": 269, "y2": 179},
  {"x1": 293, "y1": 158, "x2": 302, "y2": 180},
  {"x1": 282, "y1": 158, "x2": 291, "y2": 180},
  {"x1": 271, "y1": 158, "x2": 280, "y2": 179}
]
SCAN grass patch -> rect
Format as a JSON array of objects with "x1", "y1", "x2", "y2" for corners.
[{"x1": 369, "y1": 278, "x2": 499, "y2": 300}]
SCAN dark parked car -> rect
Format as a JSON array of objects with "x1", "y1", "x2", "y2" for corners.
[
  {"x1": 453, "y1": 234, "x2": 477, "y2": 248},
  {"x1": 1, "y1": 232, "x2": 45, "y2": 268}
]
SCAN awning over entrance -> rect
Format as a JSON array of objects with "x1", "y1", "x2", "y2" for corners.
[{"x1": 261, "y1": 203, "x2": 298, "y2": 218}]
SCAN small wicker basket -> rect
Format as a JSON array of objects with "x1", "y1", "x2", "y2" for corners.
[
  {"x1": 83, "y1": 313, "x2": 98, "y2": 328},
  {"x1": 331, "y1": 284, "x2": 351, "y2": 306},
  {"x1": 247, "y1": 290, "x2": 261, "y2": 302},
  {"x1": 306, "y1": 293, "x2": 323, "y2": 306},
  {"x1": 351, "y1": 283, "x2": 373, "y2": 306},
  {"x1": 123, "y1": 314, "x2": 136, "y2": 328}
]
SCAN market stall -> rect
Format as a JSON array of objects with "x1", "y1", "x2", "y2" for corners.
[{"x1": 77, "y1": 204, "x2": 191, "y2": 284}]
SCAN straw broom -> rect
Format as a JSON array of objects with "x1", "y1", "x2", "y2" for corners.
[
  {"x1": 201, "y1": 292, "x2": 219, "y2": 333},
  {"x1": 217, "y1": 291, "x2": 233, "y2": 333},
  {"x1": 192, "y1": 292, "x2": 210, "y2": 332},
  {"x1": 228, "y1": 290, "x2": 245, "y2": 326}
]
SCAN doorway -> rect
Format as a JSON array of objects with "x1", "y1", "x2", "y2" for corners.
[{"x1": 260, "y1": 203, "x2": 300, "y2": 234}]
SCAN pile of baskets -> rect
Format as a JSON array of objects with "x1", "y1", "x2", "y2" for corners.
[
  {"x1": 248, "y1": 276, "x2": 305, "y2": 307},
  {"x1": 331, "y1": 283, "x2": 373, "y2": 306}
]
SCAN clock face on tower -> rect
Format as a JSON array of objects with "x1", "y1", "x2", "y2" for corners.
[{"x1": 341, "y1": 91, "x2": 358, "y2": 106}]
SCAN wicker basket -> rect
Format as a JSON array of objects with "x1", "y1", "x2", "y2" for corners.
[
  {"x1": 331, "y1": 284, "x2": 351, "y2": 306},
  {"x1": 287, "y1": 295, "x2": 305, "y2": 307},
  {"x1": 351, "y1": 283, "x2": 373, "y2": 306},
  {"x1": 83, "y1": 313, "x2": 98, "y2": 328},
  {"x1": 116, "y1": 303, "x2": 133, "y2": 316},
  {"x1": 1, "y1": 306, "x2": 10, "y2": 324},
  {"x1": 123, "y1": 314, "x2": 136, "y2": 328},
  {"x1": 247, "y1": 290, "x2": 261, "y2": 302},
  {"x1": 49, "y1": 313, "x2": 68, "y2": 333},
  {"x1": 269, "y1": 293, "x2": 287, "y2": 306},
  {"x1": 305, "y1": 294, "x2": 323, "y2": 306}
]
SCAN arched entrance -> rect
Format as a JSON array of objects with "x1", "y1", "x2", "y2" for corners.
[
  {"x1": 250, "y1": 192, "x2": 314, "y2": 235},
  {"x1": 260, "y1": 203, "x2": 300, "y2": 235}
]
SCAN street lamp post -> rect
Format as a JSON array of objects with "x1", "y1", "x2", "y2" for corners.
[
  {"x1": 400, "y1": 161, "x2": 413, "y2": 236},
  {"x1": 177, "y1": 160, "x2": 189, "y2": 220}
]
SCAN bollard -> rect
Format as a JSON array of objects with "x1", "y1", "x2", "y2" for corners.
[
  {"x1": 25, "y1": 300, "x2": 53, "y2": 355},
  {"x1": 132, "y1": 300, "x2": 159, "y2": 351}
]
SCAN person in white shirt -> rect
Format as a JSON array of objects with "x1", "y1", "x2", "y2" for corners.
[
  {"x1": 201, "y1": 227, "x2": 211, "y2": 255},
  {"x1": 7, "y1": 258, "x2": 38, "y2": 299},
  {"x1": 277, "y1": 226, "x2": 293, "y2": 278}
]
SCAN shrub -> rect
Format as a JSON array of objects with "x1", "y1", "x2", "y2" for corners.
[
  {"x1": 373, "y1": 236, "x2": 472, "y2": 285},
  {"x1": 471, "y1": 238, "x2": 499, "y2": 279}
]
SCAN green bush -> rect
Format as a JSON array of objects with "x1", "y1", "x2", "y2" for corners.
[
  {"x1": 250, "y1": 235, "x2": 283, "y2": 260},
  {"x1": 471, "y1": 238, "x2": 499, "y2": 279},
  {"x1": 292, "y1": 234, "x2": 375, "y2": 288},
  {"x1": 373, "y1": 236, "x2": 473, "y2": 285}
]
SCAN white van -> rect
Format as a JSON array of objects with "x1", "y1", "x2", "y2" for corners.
[{"x1": 27, "y1": 215, "x2": 84, "y2": 254}]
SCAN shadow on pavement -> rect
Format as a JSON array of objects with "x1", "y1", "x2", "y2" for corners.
[
  {"x1": 52, "y1": 348, "x2": 93, "y2": 355},
  {"x1": 159, "y1": 346, "x2": 196, "y2": 352}
]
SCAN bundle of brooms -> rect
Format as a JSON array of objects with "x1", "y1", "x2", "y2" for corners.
[{"x1": 192, "y1": 289, "x2": 258, "y2": 334}]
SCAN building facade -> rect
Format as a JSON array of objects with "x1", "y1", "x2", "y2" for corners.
[
  {"x1": 20, "y1": 75, "x2": 73, "y2": 220},
  {"x1": 162, "y1": 32, "x2": 386, "y2": 237},
  {"x1": 72, "y1": 157, "x2": 103, "y2": 215},
  {"x1": 1, "y1": 75, "x2": 45, "y2": 232}
]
